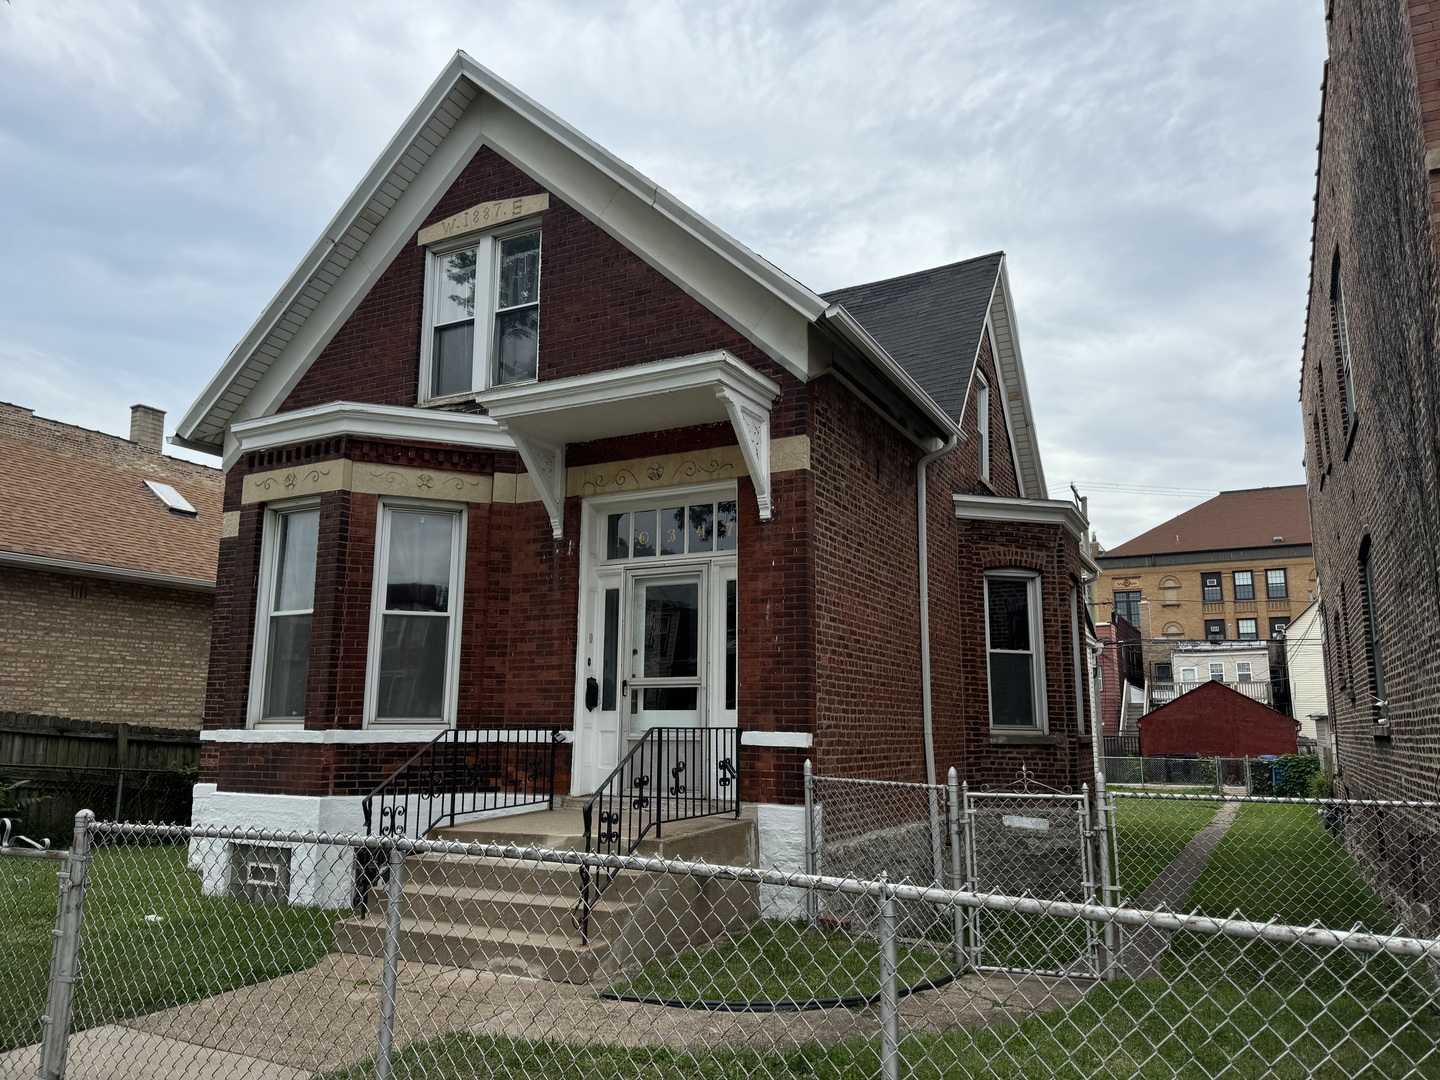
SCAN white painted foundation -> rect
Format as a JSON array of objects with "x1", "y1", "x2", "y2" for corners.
[{"x1": 754, "y1": 802, "x2": 808, "y2": 919}]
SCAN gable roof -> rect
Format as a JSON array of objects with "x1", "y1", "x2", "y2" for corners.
[
  {"x1": 1102, "y1": 485, "x2": 1312, "y2": 559},
  {"x1": 823, "y1": 253, "x2": 1002, "y2": 422},
  {"x1": 0, "y1": 404, "x2": 223, "y2": 589},
  {"x1": 176, "y1": 52, "x2": 1048, "y2": 489},
  {"x1": 823, "y1": 253, "x2": 1046, "y2": 499}
]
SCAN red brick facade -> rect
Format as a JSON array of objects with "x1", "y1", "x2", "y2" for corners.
[
  {"x1": 1139, "y1": 680, "x2": 1298, "y2": 759},
  {"x1": 201, "y1": 137, "x2": 1093, "y2": 809}
]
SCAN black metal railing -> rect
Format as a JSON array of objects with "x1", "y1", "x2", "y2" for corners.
[
  {"x1": 576, "y1": 726, "x2": 740, "y2": 942},
  {"x1": 361, "y1": 726, "x2": 563, "y2": 840},
  {"x1": 1103, "y1": 735, "x2": 1142, "y2": 758}
]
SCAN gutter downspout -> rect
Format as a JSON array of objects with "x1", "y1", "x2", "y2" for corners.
[{"x1": 918, "y1": 433, "x2": 960, "y2": 885}]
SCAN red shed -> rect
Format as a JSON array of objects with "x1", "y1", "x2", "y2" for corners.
[{"x1": 1139, "y1": 680, "x2": 1298, "y2": 758}]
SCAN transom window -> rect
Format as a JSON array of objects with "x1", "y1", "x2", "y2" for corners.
[
  {"x1": 1233, "y1": 570, "x2": 1255, "y2": 601},
  {"x1": 1266, "y1": 568, "x2": 1288, "y2": 599},
  {"x1": 605, "y1": 500, "x2": 738, "y2": 562},
  {"x1": 422, "y1": 227, "x2": 541, "y2": 400}
]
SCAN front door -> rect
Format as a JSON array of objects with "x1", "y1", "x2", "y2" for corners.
[
  {"x1": 573, "y1": 491, "x2": 739, "y2": 794},
  {"x1": 626, "y1": 568, "x2": 705, "y2": 733}
]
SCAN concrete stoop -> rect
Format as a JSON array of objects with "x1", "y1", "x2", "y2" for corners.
[{"x1": 333, "y1": 809, "x2": 759, "y2": 984}]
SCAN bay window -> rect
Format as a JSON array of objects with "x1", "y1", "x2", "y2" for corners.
[
  {"x1": 985, "y1": 571, "x2": 1045, "y2": 730},
  {"x1": 250, "y1": 504, "x2": 320, "y2": 725},
  {"x1": 366, "y1": 503, "x2": 465, "y2": 724}
]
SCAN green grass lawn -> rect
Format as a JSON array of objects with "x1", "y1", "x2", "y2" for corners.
[
  {"x1": 0, "y1": 844, "x2": 341, "y2": 1051},
  {"x1": 323, "y1": 798, "x2": 1439, "y2": 1079}
]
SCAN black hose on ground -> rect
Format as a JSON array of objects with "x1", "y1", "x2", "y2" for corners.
[{"x1": 598, "y1": 969, "x2": 962, "y2": 1013}]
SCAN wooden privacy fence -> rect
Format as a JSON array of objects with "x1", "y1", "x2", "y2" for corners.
[{"x1": 0, "y1": 712, "x2": 199, "y2": 840}]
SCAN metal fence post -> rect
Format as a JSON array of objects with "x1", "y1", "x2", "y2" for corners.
[
  {"x1": 38, "y1": 810, "x2": 94, "y2": 1080},
  {"x1": 878, "y1": 873, "x2": 900, "y2": 1080},
  {"x1": 946, "y1": 768, "x2": 964, "y2": 968},
  {"x1": 960, "y1": 781, "x2": 980, "y2": 968},
  {"x1": 802, "y1": 759, "x2": 818, "y2": 922},
  {"x1": 374, "y1": 844, "x2": 406, "y2": 1080},
  {"x1": 1092, "y1": 772, "x2": 1119, "y2": 981}
]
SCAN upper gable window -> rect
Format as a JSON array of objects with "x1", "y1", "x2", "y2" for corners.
[{"x1": 421, "y1": 226, "x2": 541, "y2": 400}]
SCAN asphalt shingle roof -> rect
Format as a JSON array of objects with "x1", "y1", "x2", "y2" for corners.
[
  {"x1": 822, "y1": 252, "x2": 1003, "y2": 424},
  {"x1": 0, "y1": 403, "x2": 224, "y2": 584},
  {"x1": 1102, "y1": 485, "x2": 1313, "y2": 559}
]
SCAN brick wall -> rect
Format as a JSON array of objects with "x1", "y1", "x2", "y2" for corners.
[
  {"x1": 1301, "y1": 0, "x2": 1440, "y2": 801},
  {"x1": 1139, "y1": 681, "x2": 1298, "y2": 758},
  {"x1": 0, "y1": 567, "x2": 211, "y2": 729}
]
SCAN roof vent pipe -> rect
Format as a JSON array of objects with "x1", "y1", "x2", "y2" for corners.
[{"x1": 129, "y1": 405, "x2": 165, "y2": 451}]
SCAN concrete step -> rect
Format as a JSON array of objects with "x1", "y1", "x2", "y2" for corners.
[
  {"x1": 375, "y1": 882, "x2": 638, "y2": 937},
  {"x1": 433, "y1": 807, "x2": 755, "y2": 865},
  {"x1": 396, "y1": 853, "x2": 653, "y2": 900},
  {"x1": 333, "y1": 916, "x2": 608, "y2": 983}
]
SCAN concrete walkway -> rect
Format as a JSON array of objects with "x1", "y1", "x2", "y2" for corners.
[
  {"x1": 1121, "y1": 800, "x2": 1241, "y2": 978},
  {"x1": 0, "y1": 952, "x2": 1087, "y2": 1078}
]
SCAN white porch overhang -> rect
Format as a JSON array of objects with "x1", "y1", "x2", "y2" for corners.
[{"x1": 479, "y1": 350, "x2": 780, "y2": 538}]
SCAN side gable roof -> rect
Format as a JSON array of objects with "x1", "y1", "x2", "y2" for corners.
[
  {"x1": 823, "y1": 253, "x2": 1047, "y2": 499},
  {"x1": 1103, "y1": 485, "x2": 1313, "y2": 559},
  {"x1": 0, "y1": 404, "x2": 223, "y2": 589}
]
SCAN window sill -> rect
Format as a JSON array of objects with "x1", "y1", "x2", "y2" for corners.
[
  {"x1": 417, "y1": 391, "x2": 484, "y2": 409},
  {"x1": 989, "y1": 731, "x2": 1058, "y2": 747}
]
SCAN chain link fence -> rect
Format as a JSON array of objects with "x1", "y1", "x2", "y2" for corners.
[{"x1": 2, "y1": 806, "x2": 1439, "y2": 1078}]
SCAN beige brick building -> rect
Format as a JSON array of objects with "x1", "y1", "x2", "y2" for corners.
[
  {"x1": 1095, "y1": 486, "x2": 1317, "y2": 645},
  {"x1": 0, "y1": 403, "x2": 223, "y2": 729}
]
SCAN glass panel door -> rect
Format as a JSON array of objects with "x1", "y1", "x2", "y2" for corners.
[{"x1": 626, "y1": 569, "x2": 705, "y2": 734}]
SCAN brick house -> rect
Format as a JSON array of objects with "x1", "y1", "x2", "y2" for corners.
[
  {"x1": 1299, "y1": 0, "x2": 1440, "y2": 806},
  {"x1": 0, "y1": 402, "x2": 222, "y2": 729},
  {"x1": 174, "y1": 54, "x2": 1097, "y2": 885}
]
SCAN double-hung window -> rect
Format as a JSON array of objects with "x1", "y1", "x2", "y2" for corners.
[
  {"x1": 1265, "y1": 568, "x2": 1288, "y2": 599},
  {"x1": 1236, "y1": 661, "x2": 1253, "y2": 684},
  {"x1": 1205, "y1": 620, "x2": 1225, "y2": 641},
  {"x1": 1233, "y1": 570, "x2": 1255, "y2": 601},
  {"x1": 251, "y1": 504, "x2": 320, "y2": 725},
  {"x1": 1237, "y1": 618, "x2": 1259, "y2": 641},
  {"x1": 1201, "y1": 572, "x2": 1223, "y2": 603},
  {"x1": 421, "y1": 226, "x2": 541, "y2": 400},
  {"x1": 1209, "y1": 663, "x2": 1225, "y2": 683},
  {"x1": 985, "y1": 571, "x2": 1045, "y2": 730},
  {"x1": 366, "y1": 503, "x2": 465, "y2": 725}
]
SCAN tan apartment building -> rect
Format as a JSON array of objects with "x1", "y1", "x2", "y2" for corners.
[{"x1": 1094, "y1": 486, "x2": 1316, "y2": 645}]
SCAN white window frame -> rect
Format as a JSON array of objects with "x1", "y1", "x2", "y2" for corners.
[
  {"x1": 976, "y1": 372, "x2": 991, "y2": 483},
  {"x1": 1179, "y1": 666, "x2": 1198, "y2": 687},
  {"x1": 1236, "y1": 661, "x2": 1253, "y2": 684},
  {"x1": 984, "y1": 569, "x2": 1047, "y2": 732},
  {"x1": 363, "y1": 499, "x2": 467, "y2": 728},
  {"x1": 418, "y1": 219, "x2": 542, "y2": 403},
  {"x1": 248, "y1": 499, "x2": 321, "y2": 728},
  {"x1": 1209, "y1": 662, "x2": 1225, "y2": 683}
]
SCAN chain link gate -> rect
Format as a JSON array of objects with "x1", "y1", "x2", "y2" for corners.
[{"x1": 960, "y1": 775, "x2": 1107, "y2": 979}]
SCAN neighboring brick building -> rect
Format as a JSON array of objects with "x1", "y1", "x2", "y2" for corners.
[
  {"x1": 174, "y1": 54, "x2": 1097, "y2": 880},
  {"x1": 0, "y1": 403, "x2": 223, "y2": 729},
  {"x1": 1300, "y1": 0, "x2": 1440, "y2": 806},
  {"x1": 1138, "y1": 680, "x2": 1299, "y2": 760}
]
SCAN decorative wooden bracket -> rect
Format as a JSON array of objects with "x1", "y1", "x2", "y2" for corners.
[
  {"x1": 718, "y1": 387, "x2": 772, "y2": 521},
  {"x1": 504, "y1": 428, "x2": 566, "y2": 538}
]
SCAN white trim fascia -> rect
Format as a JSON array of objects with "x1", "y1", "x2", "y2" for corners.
[
  {"x1": 820, "y1": 304, "x2": 962, "y2": 447},
  {"x1": 479, "y1": 351, "x2": 779, "y2": 420},
  {"x1": 740, "y1": 730, "x2": 812, "y2": 749},
  {"x1": 0, "y1": 549, "x2": 215, "y2": 592},
  {"x1": 988, "y1": 259, "x2": 1048, "y2": 500},
  {"x1": 226, "y1": 401, "x2": 513, "y2": 471},
  {"x1": 955, "y1": 272, "x2": 1004, "y2": 436},
  {"x1": 953, "y1": 493, "x2": 1097, "y2": 566},
  {"x1": 178, "y1": 53, "x2": 829, "y2": 453},
  {"x1": 483, "y1": 352, "x2": 780, "y2": 536},
  {"x1": 201, "y1": 727, "x2": 571, "y2": 744}
]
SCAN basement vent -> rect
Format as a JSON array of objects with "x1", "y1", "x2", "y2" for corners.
[{"x1": 228, "y1": 843, "x2": 291, "y2": 903}]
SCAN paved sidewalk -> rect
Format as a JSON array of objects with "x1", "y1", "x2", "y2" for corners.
[
  {"x1": 1121, "y1": 800, "x2": 1241, "y2": 978},
  {"x1": 0, "y1": 1025, "x2": 308, "y2": 1080}
]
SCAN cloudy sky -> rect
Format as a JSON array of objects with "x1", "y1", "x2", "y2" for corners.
[{"x1": 0, "y1": 1, "x2": 1327, "y2": 547}]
